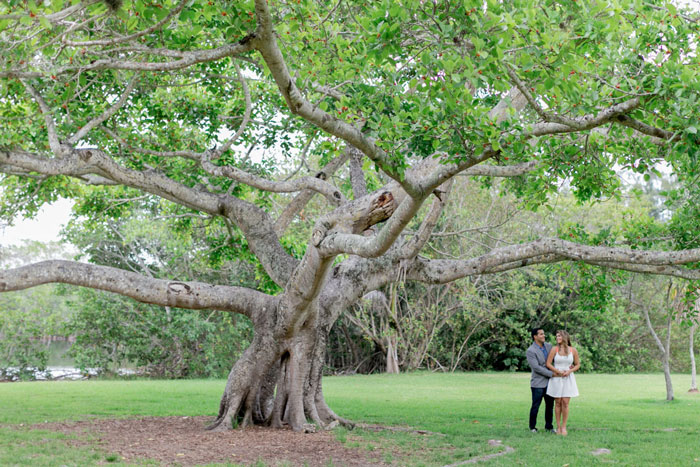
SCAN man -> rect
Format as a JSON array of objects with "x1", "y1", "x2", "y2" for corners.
[{"x1": 526, "y1": 327, "x2": 560, "y2": 433}]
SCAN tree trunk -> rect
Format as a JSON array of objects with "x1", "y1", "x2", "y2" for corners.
[
  {"x1": 690, "y1": 321, "x2": 698, "y2": 393},
  {"x1": 663, "y1": 314, "x2": 674, "y2": 401},
  {"x1": 386, "y1": 337, "x2": 399, "y2": 374},
  {"x1": 206, "y1": 192, "x2": 406, "y2": 432},
  {"x1": 662, "y1": 352, "x2": 674, "y2": 401},
  {"x1": 207, "y1": 303, "x2": 350, "y2": 432},
  {"x1": 642, "y1": 304, "x2": 674, "y2": 401}
]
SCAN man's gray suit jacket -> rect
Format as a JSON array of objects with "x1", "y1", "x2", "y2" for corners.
[{"x1": 526, "y1": 342, "x2": 553, "y2": 388}]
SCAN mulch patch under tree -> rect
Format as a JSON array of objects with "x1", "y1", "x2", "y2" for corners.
[{"x1": 39, "y1": 416, "x2": 390, "y2": 466}]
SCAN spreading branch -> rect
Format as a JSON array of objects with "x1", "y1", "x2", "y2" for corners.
[
  {"x1": 0, "y1": 147, "x2": 298, "y2": 287},
  {"x1": 529, "y1": 98, "x2": 640, "y2": 137},
  {"x1": 20, "y1": 79, "x2": 62, "y2": 154},
  {"x1": 251, "y1": 0, "x2": 417, "y2": 194},
  {"x1": 0, "y1": 260, "x2": 274, "y2": 318},
  {"x1": 462, "y1": 161, "x2": 539, "y2": 177},
  {"x1": 274, "y1": 147, "x2": 353, "y2": 236},
  {"x1": 203, "y1": 162, "x2": 345, "y2": 205},
  {"x1": 400, "y1": 180, "x2": 453, "y2": 260},
  {"x1": 0, "y1": 3, "x2": 89, "y2": 22},
  {"x1": 406, "y1": 238, "x2": 700, "y2": 283},
  {"x1": 614, "y1": 115, "x2": 677, "y2": 143},
  {"x1": 68, "y1": 76, "x2": 138, "y2": 145},
  {"x1": 213, "y1": 63, "x2": 253, "y2": 157}
]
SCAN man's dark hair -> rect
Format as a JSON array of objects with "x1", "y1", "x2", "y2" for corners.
[{"x1": 531, "y1": 327, "x2": 544, "y2": 339}]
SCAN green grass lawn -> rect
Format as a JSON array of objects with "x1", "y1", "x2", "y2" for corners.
[
  {"x1": 326, "y1": 372, "x2": 700, "y2": 466},
  {"x1": 1, "y1": 373, "x2": 699, "y2": 465}
]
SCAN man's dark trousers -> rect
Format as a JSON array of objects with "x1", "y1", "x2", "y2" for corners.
[{"x1": 529, "y1": 387, "x2": 554, "y2": 430}]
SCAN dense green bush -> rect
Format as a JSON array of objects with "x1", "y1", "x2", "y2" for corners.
[{"x1": 66, "y1": 289, "x2": 252, "y2": 378}]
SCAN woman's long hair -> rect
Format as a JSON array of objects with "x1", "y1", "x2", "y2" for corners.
[{"x1": 556, "y1": 330, "x2": 571, "y2": 355}]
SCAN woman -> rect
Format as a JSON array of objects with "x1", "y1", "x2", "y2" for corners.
[{"x1": 545, "y1": 330, "x2": 580, "y2": 435}]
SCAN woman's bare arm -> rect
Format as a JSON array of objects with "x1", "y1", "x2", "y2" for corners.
[
  {"x1": 563, "y1": 347, "x2": 581, "y2": 376},
  {"x1": 546, "y1": 347, "x2": 558, "y2": 374},
  {"x1": 570, "y1": 347, "x2": 581, "y2": 372}
]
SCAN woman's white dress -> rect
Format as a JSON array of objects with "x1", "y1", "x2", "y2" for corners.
[{"x1": 546, "y1": 351, "x2": 579, "y2": 398}]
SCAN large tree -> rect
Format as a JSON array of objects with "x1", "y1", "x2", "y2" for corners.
[{"x1": 2, "y1": 0, "x2": 700, "y2": 431}]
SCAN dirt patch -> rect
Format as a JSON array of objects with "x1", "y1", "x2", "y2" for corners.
[{"x1": 38, "y1": 416, "x2": 390, "y2": 466}]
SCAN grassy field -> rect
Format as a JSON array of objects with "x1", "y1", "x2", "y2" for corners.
[{"x1": 1, "y1": 372, "x2": 699, "y2": 465}]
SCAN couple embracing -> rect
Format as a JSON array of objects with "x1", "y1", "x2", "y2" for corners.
[{"x1": 526, "y1": 328, "x2": 580, "y2": 436}]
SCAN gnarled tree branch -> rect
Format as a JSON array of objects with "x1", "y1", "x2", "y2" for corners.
[
  {"x1": 20, "y1": 79, "x2": 62, "y2": 154},
  {"x1": 68, "y1": 75, "x2": 138, "y2": 145},
  {"x1": 251, "y1": 0, "x2": 416, "y2": 194},
  {"x1": 0, "y1": 147, "x2": 298, "y2": 287},
  {"x1": 406, "y1": 238, "x2": 700, "y2": 283},
  {"x1": 0, "y1": 260, "x2": 275, "y2": 318},
  {"x1": 400, "y1": 179, "x2": 453, "y2": 260},
  {"x1": 274, "y1": 146, "x2": 353, "y2": 236}
]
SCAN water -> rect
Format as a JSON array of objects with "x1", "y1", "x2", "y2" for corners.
[
  {"x1": 36, "y1": 366, "x2": 98, "y2": 380},
  {"x1": 3, "y1": 366, "x2": 137, "y2": 381},
  {"x1": 2, "y1": 341, "x2": 136, "y2": 381}
]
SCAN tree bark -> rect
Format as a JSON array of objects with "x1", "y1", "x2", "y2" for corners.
[
  {"x1": 663, "y1": 314, "x2": 674, "y2": 402},
  {"x1": 207, "y1": 300, "x2": 354, "y2": 432},
  {"x1": 642, "y1": 303, "x2": 674, "y2": 401},
  {"x1": 386, "y1": 337, "x2": 399, "y2": 374}
]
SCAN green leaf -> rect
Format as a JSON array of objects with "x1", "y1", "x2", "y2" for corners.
[{"x1": 38, "y1": 16, "x2": 51, "y2": 30}]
